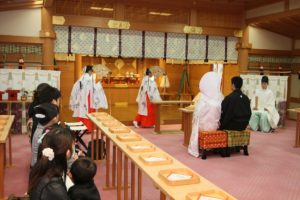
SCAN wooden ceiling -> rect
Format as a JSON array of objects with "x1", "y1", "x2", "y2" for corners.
[
  {"x1": 0, "y1": 0, "x2": 299, "y2": 39},
  {"x1": 250, "y1": 14, "x2": 300, "y2": 39},
  {"x1": 0, "y1": 0, "x2": 44, "y2": 11},
  {"x1": 0, "y1": 0, "x2": 285, "y2": 11}
]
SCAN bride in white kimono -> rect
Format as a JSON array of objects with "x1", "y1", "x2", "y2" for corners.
[
  {"x1": 69, "y1": 65, "x2": 108, "y2": 131},
  {"x1": 188, "y1": 72, "x2": 223, "y2": 157}
]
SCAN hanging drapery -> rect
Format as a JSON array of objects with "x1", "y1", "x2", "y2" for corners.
[
  {"x1": 54, "y1": 25, "x2": 68, "y2": 53},
  {"x1": 208, "y1": 36, "x2": 225, "y2": 61},
  {"x1": 93, "y1": 28, "x2": 97, "y2": 57},
  {"x1": 144, "y1": 31, "x2": 165, "y2": 58},
  {"x1": 224, "y1": 37, "x2": 228, "y2": 62},
  {"x1": 142, "y1": 31, "x2": 145, "y2": 59},
  {"x1": 53, "y1": 25, "x2": 238, "y2": 62},
  {"x1": 204, "y1": 35, "x2": 209, "y2": 62},
  {"x1": 166, "y1": 32, "x2": 186, "y2": 60},
  {"x1": 71, "y1": 26, "x2": 94, "y2": 55},
  {"x1": 118, "y1": 29, "x2": 122, "y2": 57},
  {"x1": 121, "y1": 30, "x2": 143, "y2": 58},
  {"x1": 188, "y1": 35, "x2": 206, "y2": 60},
  {"x1": 96, "y1": 28, "x2": 119, "y2": 57},
  {"x1": 164, "y1": 32, "x2": 168, "y2": 60},
  {"x1": 68, "y1": 26, "x2": 72, "y2": 55},
  {"x1": 185, "y1": 34, "x2": 189, "y2": 61}
]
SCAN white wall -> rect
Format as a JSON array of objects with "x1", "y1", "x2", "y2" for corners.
[
  {"x1": 249, "y1": 26, "x2": 292, "y2": 50},
  {"x1": 295, "y1": 40, "x2": 300, "y2": 49},
  {"x1": 0, "y1": 9, "x2": 41, "y2": 37},
  {"x1": 246, "y1": 1, "x2": 284, "y2": 19}
]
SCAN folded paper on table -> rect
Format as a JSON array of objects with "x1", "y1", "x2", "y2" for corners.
[
  {"x1": 109, "y1": 127, "x2": 131, "y2": 133},
  {"x1": 167, "y1": 173, "x2": 192, "y2": 181},
  {"x1": 144, "y1": 157, "x2": 166, "y2": 162},
  {"x1": 199, "y1": 196, "x2": 223, "y2": 200}
]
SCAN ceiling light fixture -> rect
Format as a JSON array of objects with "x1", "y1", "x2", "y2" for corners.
[
  {"x1": 149, "y1": 11, "x2": 172, "y2": 16},
  {"x1": 90, "y1": 6, "x2": 114, "y2": 11}
]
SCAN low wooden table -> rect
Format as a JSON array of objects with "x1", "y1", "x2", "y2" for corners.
[
  {"x1": 153, "y1": 100, "x2": 192, "y2": 134},
  {"x1": 88, "y1": 112, "x2": 237, "y2": 200},
  {"x1": 288, "y1": 108, "x2": 300, "y2": 147},
  {"x1": 179, "y1": 107, "x2": 194, "y2": 146},
  {"x1": 0, "y1": 115, "x2": 14, "y2": 199}
]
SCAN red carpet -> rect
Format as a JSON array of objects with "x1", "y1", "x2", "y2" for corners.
[{"x1": 4, "y1": 120, "x2": 300, "y2": 200}]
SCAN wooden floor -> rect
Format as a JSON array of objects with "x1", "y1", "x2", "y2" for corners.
[{"x1": 61, "y1": 104, "x2": 184, "y2": 125}]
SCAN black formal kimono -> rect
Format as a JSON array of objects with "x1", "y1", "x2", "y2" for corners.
[
  {"x1": 220, "y1": 89, "x2": 251, "y2": 131},
  {"x1": 68, "y1": 181, "x2": 101, "y2": 200}
]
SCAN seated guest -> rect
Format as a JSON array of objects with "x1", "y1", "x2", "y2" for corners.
[
  {"x1": 220, "y1": 76, "x2": 251, "y2": 131},
  {"x1": 68, "y1": 157, "x2": 101, "y2": 200},
  {"x1": 249, "y1": 76, "x2": 279, "y2": 132},
  {"x1": 188, "y1": 72, "x2": 223, "y2": 157},
  {"x1": 28, "y1": 127, "x2": 73, "y2": 200},
  {"x1": 31, "y1": 103, "x2": 59, "y2": 167},
  {"x1": 27, "y1": 83, "x2": 51, "y2": 142},
  {"x1": 28, "y1": 85, "x2": 61, "y2": 143}
]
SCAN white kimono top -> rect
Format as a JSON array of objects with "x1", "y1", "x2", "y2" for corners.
[
  {"x1": 251, "y1": 88, "x2": 279, "y2": 129},
  {"x1": 69, "y1": 73, "x2": 108, "y2": 118},
  {"x1": 136, "y1": 76, "x2": 162, "y2": 116}
]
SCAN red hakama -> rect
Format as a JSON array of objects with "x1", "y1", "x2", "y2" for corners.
[
  {"x1": 134, "y1": 93, "x2": 155, "y2": 127},
  {"x1": 78, "y1": 93, "x2": 95, "y2": 132}
]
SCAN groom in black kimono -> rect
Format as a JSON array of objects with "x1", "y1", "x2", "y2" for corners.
[{"x1": 220, "y1": 76, "x2": 251, "y2": 131}]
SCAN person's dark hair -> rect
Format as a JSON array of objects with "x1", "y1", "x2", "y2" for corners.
[
  {"x1": 231, "y1": 76, "x2": 243, "y2": 89},
  {"x1": 70, "y1": 157, "x2": 97, "y2": 185},
  {"x1": 33, "y1": 83, "x2": 51, "y2": 104},
  {"x1": 85, "y1": 65, "x2": 94, "y2": 73},
  {"x1": 145, "y1": 68, "x2": 151, "y2": 76},
  {"x1": 28, "y1": 127, "x2": 73, "y2": 193},
  {"x1": 38, "y1": 86, "x2": 61, "y2": 103},
  {"x1": 261, "y1": 75, "x2": 269, "y2": 84},
  {"x1": 34, "y1": 103, "x2": 59, "y2": 126}
]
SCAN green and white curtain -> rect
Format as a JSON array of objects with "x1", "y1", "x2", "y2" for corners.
[{"x1": 53, "y1": 25, "x2": 238, "y2": 62}]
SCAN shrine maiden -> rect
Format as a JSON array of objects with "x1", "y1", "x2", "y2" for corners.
[
  {"x1": 133, "y1": 68, "x2": 161, "y2": 128},
  {"x1": 69, "y1": 65, "x2": 108, "y2": 131}
]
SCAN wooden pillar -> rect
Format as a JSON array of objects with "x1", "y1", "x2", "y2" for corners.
[
  {"x1": 75, "y1": 54, "x2": 82, "y2": 81},
  {"x1": 237, "y1": 26, "x2": 251, "y2": 72},
  {"x1": 40, "y1": 7, "x2": 55, "y2": 65},
  {"x1": 189, "y1": 9, "x2": 197, "y2": 26}
]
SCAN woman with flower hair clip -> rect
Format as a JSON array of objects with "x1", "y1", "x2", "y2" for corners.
[{"x1": 28, "y1": 127, "x2": 73, "y2": 200}]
